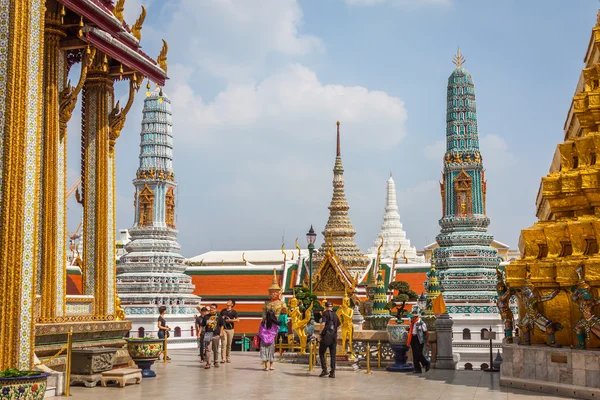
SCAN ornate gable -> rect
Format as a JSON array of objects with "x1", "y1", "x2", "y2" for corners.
[{"x1": 309, "y1": 247, "x2": 357, "y2": 296}]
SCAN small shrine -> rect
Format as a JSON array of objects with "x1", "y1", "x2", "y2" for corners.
[{"x1": 309, "y1": 236, "x2": 358, "y2": 302}]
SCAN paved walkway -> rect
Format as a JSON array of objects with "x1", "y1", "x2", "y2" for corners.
[{"x1": 70, "y1": 350, "x2": 573, "y2": 400}]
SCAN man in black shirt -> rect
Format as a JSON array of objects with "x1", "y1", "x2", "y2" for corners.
[
  {"x1": 220, "y1": 300, "x2": 239, "y2": 363},
  {"x1": 319, "y1": 302, "x2": 340, "y2": 378},
  {"x1": 196, "y1": 307, "x2": 208, "y2": 359},
  {"x1": 199, "y1": 303, "x2": 225, "y2": 369}
]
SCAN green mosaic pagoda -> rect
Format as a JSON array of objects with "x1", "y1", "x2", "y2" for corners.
[{"x1": 432, "y1": 50, "x2": 501, "y2": 313}]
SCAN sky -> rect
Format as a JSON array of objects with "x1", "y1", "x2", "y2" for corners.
[{"x1": 66, "y1": 0, "x2": 599, "y2": 257}]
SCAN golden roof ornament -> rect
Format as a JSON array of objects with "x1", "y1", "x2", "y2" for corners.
[
  {"x1": 295, "y1": 237, "x2": 301, "y2": 259},
  {"x1": 157, "y1": 39, "x2": 168, "y2": 73},
  {"x1": 113, "y1": 0, "x2": 125, "y2": 23},
  {"x1": 242, "y1": 252, "x2": 247, "y2": 265},
  {"x1": 131, "y1": 6, "x2": 146, "y2": 41},
  {"x1": 269, "y1": 269, "x2": 281, "y2": 291},
  {"x1": 452, "y1": 48, "x2": 466, "y2": 68},
  {"x1": 281, "y1": 243, "x2": 286, "y2": 265}
]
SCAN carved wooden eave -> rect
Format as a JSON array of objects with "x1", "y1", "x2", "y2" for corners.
[
  {"x1": 58, "y1": 0, "x2": 167, "y2": 85},
  {"x1": 307, "y1": 248, "x2": 358, "y2": 297},
  {"x1": 85, "y1": 27, "x2": 166, "y2": 85}
]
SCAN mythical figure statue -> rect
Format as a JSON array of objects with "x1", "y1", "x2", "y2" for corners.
[
  {"x1": 517, "y1": 269, "x2": 562, "y2": 346},
  {"x1": 571, "y1": 266, "x2": 600, "y2": 349},
  {"x1": 496, "y1": 268, "x2": 516, "y2": 344},
  {"x1": 115, "y1": 297, "x2": 126, "y2": 321},
  {"x1": 337, "y1": 290, "x2": 354, "y2": 356},
  {"x1": 359, "y1": 283, "x2": 376, "y2": 329},
  {"x1": 288, "y1": 296, "x2": 313, "y2": 354},
  {"x1": 262, "y1": 269, "x2": 285, "y2": 319}
]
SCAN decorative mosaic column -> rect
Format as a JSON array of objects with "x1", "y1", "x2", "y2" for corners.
[
  {"x1": 82, "y1": 51, "x2": 115, "y2": 318},
  {"x1": 39, "y1": 1, "x2": 67, "y2": 322},
  {"x1": 0, "y1": 0, "x2": 45, "y2": 370}
]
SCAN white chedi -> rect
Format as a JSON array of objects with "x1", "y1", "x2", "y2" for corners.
[{"x1": 368, "y1": 174, "x2": 424, "y2": 263}]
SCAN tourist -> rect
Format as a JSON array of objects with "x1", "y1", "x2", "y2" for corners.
[
  {"x1": 407, "y1": 313, "x2": 430, "y2": 373},
  {"x1": 197, "y1": 307, "x2": 209, "y2": 360},
  {"x1": 276, "y1": 307, "x2": 289, "y2": 349},
  {"x1": 157, "y1": 306, "x2": 172, "y2": 361},
  {"x1": 200, "y1": 303, "x2": 224, "y2": 369},
  {"x1": 257, "y1": 310, "x2": 280, "y2": 371},
  {"x1": 220, "y1": 300, "x2": 239, "y2": 363},
  {"x1": 319, "y1": 302, "x2": 340, "y2": 378}
]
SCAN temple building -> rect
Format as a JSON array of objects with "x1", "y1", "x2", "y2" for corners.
[
  {"x1": 117, "y1": 89, "x2": 201, "y2": 347},
  {"x1": 432, "y1": 50, "x2": 504, "y2": 366},
  {"x1": 0, "y1": 0, "x2": 167, "y2": 372},
  {"x1": 367, "y1": 173, "x2": 425, "y2": 263},
  {"x1": 312, "y1": 122, "x2": 372, "y2": 278}
]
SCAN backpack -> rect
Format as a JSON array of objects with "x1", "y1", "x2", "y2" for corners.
[{"x1": 321, "y1": 312, "x2": 337, "y2": 346}]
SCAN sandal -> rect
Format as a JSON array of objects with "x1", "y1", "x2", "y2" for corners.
[
  {"x1": 204, "y1": 364, "x2": 210, "y2": 369},
  {"x1": 214, "y1": 363, "x2": 220, "y2": 368},
  {"x1": 227, "y1": 358, "x2": 231, "y2": 363},
  {"x1": 269, "y1": 366, "x2": 275, "y2": 370}
]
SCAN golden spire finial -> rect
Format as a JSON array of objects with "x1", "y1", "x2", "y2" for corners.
[
  {"x1": 336, "y1": 121, "x2": 341, "y2": 157},
  {"x1": 452, "y1": 48, "x2": 466, "y2": 68}
]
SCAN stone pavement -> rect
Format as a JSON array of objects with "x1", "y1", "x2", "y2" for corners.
[{"x1": 70, "y1": 350, "x2": 574, "y2": 400}]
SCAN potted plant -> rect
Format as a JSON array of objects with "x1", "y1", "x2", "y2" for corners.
[
  {"x1": 126, "y1": 337, "x2": 164, "y2": 378},
  {"x1": 385, "y1": 281, "x2": 418, "y2": 373},
  {"x1": 388, "y1": 281, "x2": 418, "y2": 320},
  {"x1": 0, "y1": 368, "x2": 48, "y2": 399}
]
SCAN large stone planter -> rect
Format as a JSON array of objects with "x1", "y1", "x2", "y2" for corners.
[
  {"x1": 386, "y1": 323, "x2": 414, "y2": 372},
  {"x1": 126, "y1": 339, "x2": 163, "y2": 378},
  {"x1": 71, "y1": 348, "x2": 118, "y2": 375},
  {"x1": 0, "y1": 372, "x2": 48, "y2": 399}
]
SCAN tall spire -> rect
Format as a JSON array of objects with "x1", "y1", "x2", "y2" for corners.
[
  {"x1": 368, "y1": 175, "x2": 424, "y2": 262},
  {"x1": 313, "y1": 122, "x2": 370, "y2": 276},
  {"x1": 336, "y1": 121, "x2": 341, "y2": 157},
  {"x1": 433, "y1": 52, "x2": 499, "y2": 304},
  {"x1": 117, "y1": 89, "x2": 201, "y2": 317}
]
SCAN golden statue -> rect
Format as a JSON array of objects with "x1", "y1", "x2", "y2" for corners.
[
  {"x1": 336, "y1": 290, "x2": 354, "y2": 356},
  {"x1": 262, "y1": 269, "x2": 285, "y2": 319},
  {"x1": 496, "y1": 268, "x2": 515, "y2": 344},
  {"x1": 115, "y1": 297, "x2": 126, "y2": 321},
  {"x1": 288, "y1": 295, "x2": 313, "y2": 354}
]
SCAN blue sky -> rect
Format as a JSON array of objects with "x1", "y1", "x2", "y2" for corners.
[{"x1": 66, "y1": 0, "x2": 598, "y2": 257}]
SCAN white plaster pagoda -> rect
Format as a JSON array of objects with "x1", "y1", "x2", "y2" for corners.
[
  {"x1": 367, "y1": 173, "x2": 425, "y2": 263},
  {"x1": 116, "y1": 88, "x2": 201, "y2": 348}
]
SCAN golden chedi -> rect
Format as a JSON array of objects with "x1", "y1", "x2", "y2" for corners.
[{"x1": 505, "y1": 11, "x2": 600, "y2": 349}]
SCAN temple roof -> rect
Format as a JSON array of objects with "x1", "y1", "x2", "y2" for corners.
[
  {"x1": 60, "y1": 0, "x2": 167, "y2": 85},
  {"x1": 188, "y1": 249, "x2": 307, "y2": 266}
]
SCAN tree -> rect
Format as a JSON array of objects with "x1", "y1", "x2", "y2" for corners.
[
  {"x1": 388, "y1": 281, "x2": 418, "y2": 318},
  {"x1": 292, "y1": 286, "x2": 318, "y2": 312}
]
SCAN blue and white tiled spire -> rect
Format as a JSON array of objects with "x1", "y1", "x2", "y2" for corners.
[
  {"x1": 117, "y1": 89, "x2": 201, "y2": 318},
  {"x1": 433, "y1": 50, "x2": 500, "y2": 306}
]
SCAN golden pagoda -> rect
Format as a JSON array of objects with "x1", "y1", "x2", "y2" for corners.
[
  {"x1": 313, "y1": 122, "x2": 371, "y2": 277},
  {"x1": 505, "y1": 10, "x2": 600, "y2": 348}
]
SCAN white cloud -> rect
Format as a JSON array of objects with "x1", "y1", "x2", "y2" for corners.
[
  {"x1": 344, "y1": 0, "x2": 451, "y2": 7},
  {"x1": 169, "y1": 63, "x2": 408, "y2": 153},
  {"x1": 162, "y1": 0, "x2": 323, "y2": 81}
]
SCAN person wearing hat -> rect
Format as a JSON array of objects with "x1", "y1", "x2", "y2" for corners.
[
  {"x1": 319, "y1": 301, "x2": 341, "y2": 378},
  {"x1": 407, "y1": 312, "x2": 430, "y2": 373}
]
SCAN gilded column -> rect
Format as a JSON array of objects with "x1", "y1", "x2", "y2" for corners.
[
  {"x1": 0, "y1": 0, "x2": 45, "y2": 369},
  {"x1": 39, "y1": 1, "x2": 66, "y2": 322},
  {"x1": 82, "y1": 52, "x2": 114, "y2": 318}
]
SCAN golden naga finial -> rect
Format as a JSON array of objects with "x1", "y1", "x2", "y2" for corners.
[
  {"x1": 221, "y1": 259, "x2": 224, "y2": 266},
  {"x1": 376, "y1": 236, "x2": 384, "y2": 263},
  {"x1": 452, "y1": 47, "x2": 466, "y2": 68},
  {"x1": 281, "y1": 243, "x2": 286, "y2": 265},
  {"x1": 295, "y1": 237, "x2": 301, "y2": 259},
  {"x1": 157, "y1": 39, "x2": 168, "y2": 73},
  {"x1": 393, "y1": 242, "x2": 401, "y2": 267},
  {"x1": 113, "y1": 0, "x2": 125, "y2": 23},
  {"x1": 242, "y1": 252, "x2": 247, "y2": 265},
  {"x1": 403, "y1": 250, "x2": 408, "y2": 263},
  {"x1": 130, "y1": 6, "x2": 146, "y2": 41}
]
